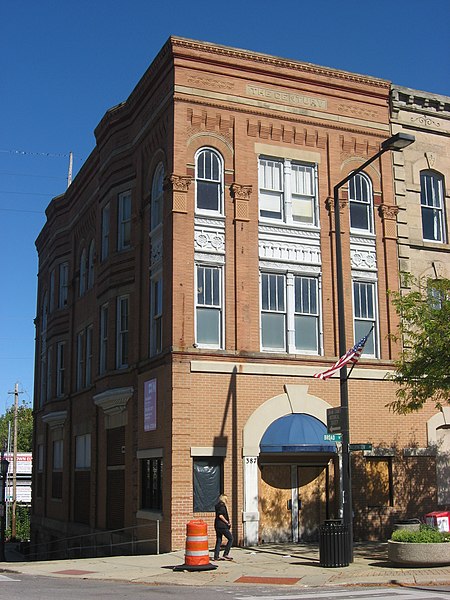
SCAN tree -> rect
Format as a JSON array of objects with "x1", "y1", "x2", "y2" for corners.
[
  {"x1": 388, "y1": 275, "x2": 450, "y2": 414},
  {"x1": 0, "y1": 401, "x2": 33, "y2": 452}
]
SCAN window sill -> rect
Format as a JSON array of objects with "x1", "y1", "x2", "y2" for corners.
[{"x1": 136, "y1": 509, "x2": 163, "y2": 521}]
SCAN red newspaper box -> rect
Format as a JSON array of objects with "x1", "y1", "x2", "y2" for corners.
[{"x1": 425, "y1": 511, "x2": 450, "y2": 532}]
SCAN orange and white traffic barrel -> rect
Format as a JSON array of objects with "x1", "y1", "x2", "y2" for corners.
[{"x1": 184, "y1": 519, "x2": 210, "y2": 566}]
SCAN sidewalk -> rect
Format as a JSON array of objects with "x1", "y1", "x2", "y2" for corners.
[{"x1": 2, "y1": 542, "x2": 450, "y2": 588}]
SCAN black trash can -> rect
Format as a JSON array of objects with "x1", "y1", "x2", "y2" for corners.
[{"x1": 319, "y1": 519, "x2": 350, "y2": 567}]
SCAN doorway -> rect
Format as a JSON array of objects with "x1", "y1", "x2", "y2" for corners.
[{"x1": 259, "y1": 461, "x2": 333, "y2": 543}]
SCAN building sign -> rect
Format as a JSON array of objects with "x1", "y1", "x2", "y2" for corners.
[
  {"x1": 144, "y1": 379, "x2": 157, "y2": 431},
  {"x1": 246, "y1": 85, "x2": 327, "y2": 110},
  {"x1": 4, "y1": 452, "x2": 32, "y2": 475}
]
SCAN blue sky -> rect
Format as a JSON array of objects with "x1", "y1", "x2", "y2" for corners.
[{"x1": 1, "y1": 0, "x2": 449, "y2": 416}]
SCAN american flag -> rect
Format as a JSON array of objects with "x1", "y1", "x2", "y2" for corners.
[{"x1": 313, "y1": 332, "x2": 371, "y2": 380}]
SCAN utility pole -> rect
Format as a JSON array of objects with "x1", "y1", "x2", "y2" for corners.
[{"x1": 7, "y1": 383, "x2": 22, "y2": 540}]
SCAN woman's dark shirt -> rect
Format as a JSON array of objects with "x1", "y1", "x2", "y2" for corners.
[{"x1": 214, "y1": 501, "x2": 230, "y2": 531}]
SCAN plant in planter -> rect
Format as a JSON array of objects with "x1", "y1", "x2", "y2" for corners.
[{"x1": 388, "y1": 525, "x2": 450, "y2": 566}]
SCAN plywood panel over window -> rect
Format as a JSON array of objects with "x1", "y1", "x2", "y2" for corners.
[{"x1": 365, "y1": 458, "x2": 393, "y2": 508}]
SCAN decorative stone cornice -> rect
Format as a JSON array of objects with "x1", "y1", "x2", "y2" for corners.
[
  {"x1": 94, "y1": 387, "x2": 134, "y2": 416},
  {"x1": 41, "y1": 411, "x2": 67, "y2": 430}
]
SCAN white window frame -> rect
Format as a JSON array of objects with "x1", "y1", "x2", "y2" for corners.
[
  {"x1": 258, "y1": 156, "x2": 319, "y2": 227},
  {"x1": 56, "y1": 341, "x2": 66, "y2": 397},
  {"x1": 150, "y1": 274, "x2": 163, "y2": 356},
  {"x1": 75, "y1": 434, "x2": 91, "y2": 470},
  {"x1": 349, "y1": 172, "x2": 374, "y2": 235},
  {"x1": 116, "y1": 295, "x2": 129, "y2": 368},
  {"x1": 260, "y1": 272, "x2": 287, "y2": 351},
  {"x1": 58, "y1": 262, "x2": 69, "y2": 308},
  {"x1": 101, "y1": 203, "x2": 110, "y2": 261},
  {"x1": 195, "y1": 264, "x2": 223, "y2": 349},
  {"x1": 352, "y1": 280, "x2": 378, "y2": 357},
  {"x1": 99, "y1": 303, "x2": 108, "y2": 375},
  {"x1": 421, "y1": 170, "x2": 446, "y2": 243},
  {"x1": 151, "y1": 163, "x2": 164, "y2": 230},
  {"x1": 195, "y1": 148, "x2": 224, "y2": 215},
  {"x1": 293, "y1": 275, "x2": 320, "y2": 354},
  {"x1": 118, "y1": 191, "x2": 132, "y2": 250}
]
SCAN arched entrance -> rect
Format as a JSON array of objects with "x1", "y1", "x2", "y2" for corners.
[
  {"x1": 242, "y1": 385, "x2": 339, "y2": 546},
  {"x1": 427, "y1": 408, "x2": 450, "y2": 505}
]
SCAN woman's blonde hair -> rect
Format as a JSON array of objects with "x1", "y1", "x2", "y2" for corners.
[{"x1": 219, "y1": 494, "x2": 228, "y2": 503}]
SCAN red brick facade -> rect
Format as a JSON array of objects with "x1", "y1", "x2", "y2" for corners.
[{"x1": 32, "y1": 38, "x2": 444, "y2": 557}]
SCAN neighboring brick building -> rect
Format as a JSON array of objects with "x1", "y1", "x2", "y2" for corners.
[
  {"x1": 32, "y1": 37, "x2": 445, "y2": 557},
  {"x1": 390, "y1": 85, "x2": 450, "y2": 510}
]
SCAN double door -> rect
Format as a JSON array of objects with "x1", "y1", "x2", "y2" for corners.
[{"x1": 259, "y1": 462, "x2": 333, "y2": 543}]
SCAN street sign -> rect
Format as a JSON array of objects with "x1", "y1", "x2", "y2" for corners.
[
  {"x1": 323, "y1": 433, "x2": 342, "y2": 442},
  {"x1": 349, "y1": 443, "x2": 372, "y2": 451},
  {"x1": 327, "y1": 407, "x2": 342, "y2": 433}
]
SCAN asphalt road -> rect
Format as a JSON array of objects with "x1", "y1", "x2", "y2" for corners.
[{"x1": 1, "y1": 574, "x2": 450, "y2": 600}]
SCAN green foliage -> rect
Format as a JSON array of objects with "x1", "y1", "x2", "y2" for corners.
[
  {"x1": 0, "y1": 401, "x2": 33, "y2": 452},
  {"x1": 6, "y1": 504, "x2": 31, "y2": 542},
  {"x1": 391, "y1": 525, "x2": 450, "y2": 543},
  {"x1": 387, "y1": 275, "x2": 450, "y2": 413}
]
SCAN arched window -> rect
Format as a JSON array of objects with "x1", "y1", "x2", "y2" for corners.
[
  {"x1": 79, "y1": 248, "x2": 87, "y2": 296},
  {"x1": 421, "y1": 170, "x2": 446, "y2": 242},
  {"x1": 349, "y1": 172, "x2": 373, "y2": 234},
  {"x1": 151, "y1": 163, "x2": 164, "y2": 230},
  {"x1": 87, "y1": 240, "x2": 95, "y2": 289},
  {"x1": 195, "y1": 148, "x2": 223, "y2": 214}
]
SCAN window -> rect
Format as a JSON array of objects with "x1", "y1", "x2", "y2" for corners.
[
  {"x1": 118, "y1": 191, "x2": 132, "y2": 250},
  {"x1": 36, "y1": 444, "x2": 44, "y2": 497},
  {"x1": 365, "y1": 457, "x2": 393, "y2": 508},
  {"x1": 75, "y1": 434, "x2": 91, "y2": 469},
  {"x1": 193, "y1": 457, "x2": 223, "y2": 512},
  {"x1": 46, "y1": 347, "x2": 52, "y2": 402},
  {"x1": 151, "y1": 163, "x2": 164, "y2": 229},
  {"x1": 195, "y1": 148, "x2": 223, "y2": 214},
  {"x1": 52, "y1": 439, "x2": 63, "y2": 499},
  {"x1": 40, "y1": 292, "x2": 48, "y2": 405},
  {"x1": 58, "y1": 262, "x2": 69, "y2": 308},
  {"x1": 150, "y1": 275, "x2": 163, "y2": 355},
  {"x1": 79, "y1": 248, "x2": 87, "y2": 296},
  {"x1": 349, "y1": 172, "x2": 373, "y2": 233},
  {"x1": 196, "y1": 265, "x2": 222, "y2": 347},
  {"x1": 85, "y1": 325, "x2": 93, "y2": 386},
  {"x1": 76, "y1": 330, "x2": 85, "y2": 391},
  {"x1": 101, "y1": 203, "x2": 110, "y2": 261},
  {"x1": 294, "y1": 276, "x2": 319, "y2": 352},
  {"x1": 99, "y1": 304, "x2": 108, "y2": 374},
  {"x1": 421, "y1": 171, "x2": 446, "y2": 242},
  {"x1": 258, "y1": 157, "x2": 318, "y2": 226},
  {"x1": 49, "y1": 269, "x2": 55, "y2": 312},
  {"x1": 261, "y1": 273, "x2": 286, "y2": 350},
  {"x1": 116, "y1": 295, "x2": 129, "y2": 368},
  {"x1": 56, "y1": 341, "x2": 66, "y2": 397},
  {"x1": 141, "y1": 457, "x2": 163, "y2": 511},
  {"x1": 87, "y1": 240, "x2": 95, "y2": 289},
  {"x1": 353, "y1": 281, "x2": 377, "y2": 356}
]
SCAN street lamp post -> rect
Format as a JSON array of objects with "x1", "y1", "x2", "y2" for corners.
[
  {"x1": 0, "y1": 451, "x2": 10, "y2": 562},
  {"x1": 333, "y1": 132, "x2": 415, "y2": 562}
]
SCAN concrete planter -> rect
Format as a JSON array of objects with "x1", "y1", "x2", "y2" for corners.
[{"x1": 388, "y1": 540, "x2": 450, "y2": 566}]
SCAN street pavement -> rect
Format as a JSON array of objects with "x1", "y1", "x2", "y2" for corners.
[{"x1": 1, "y1": 541, "x2": 450, "y2": 588}]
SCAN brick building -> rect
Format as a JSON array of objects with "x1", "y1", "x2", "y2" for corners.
[{"x1": 32, "y1": 37, "x2": 446, "y2": 556}]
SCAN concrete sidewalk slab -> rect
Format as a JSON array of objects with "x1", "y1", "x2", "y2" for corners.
[{"x1": 2, "y1": 542, "x2": 450, "y2": 588}]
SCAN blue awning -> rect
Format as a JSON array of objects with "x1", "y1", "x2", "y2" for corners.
[{"x1": 260, "y1": 413, "x2": 336, "y2": 453}]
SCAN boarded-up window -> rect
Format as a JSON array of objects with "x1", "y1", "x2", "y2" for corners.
[
  {"x1": 193, "y1": 457, "x2": 222, "y2": 512},
  {"x1": 107, "y1": 470, "x2": 125, "y2": 530},
  {"x1": 365, "y1": 458, "x2": 393, "y2": 507},
  {"x1": 107, "y1": 427, "x2": 125, "y2": 466}
]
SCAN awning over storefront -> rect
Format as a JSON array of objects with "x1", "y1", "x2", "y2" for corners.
[{"x1": 260, "y1": 413, "x2": 336, "y2": 453}]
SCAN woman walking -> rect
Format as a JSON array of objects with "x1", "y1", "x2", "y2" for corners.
[{"x1": 213, "y1": 494, "x2": 233, "y2": 561}]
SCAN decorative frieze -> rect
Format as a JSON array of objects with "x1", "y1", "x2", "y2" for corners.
[{"x1": 259, "y1": 239, "x2": 321, "y2": 266}]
